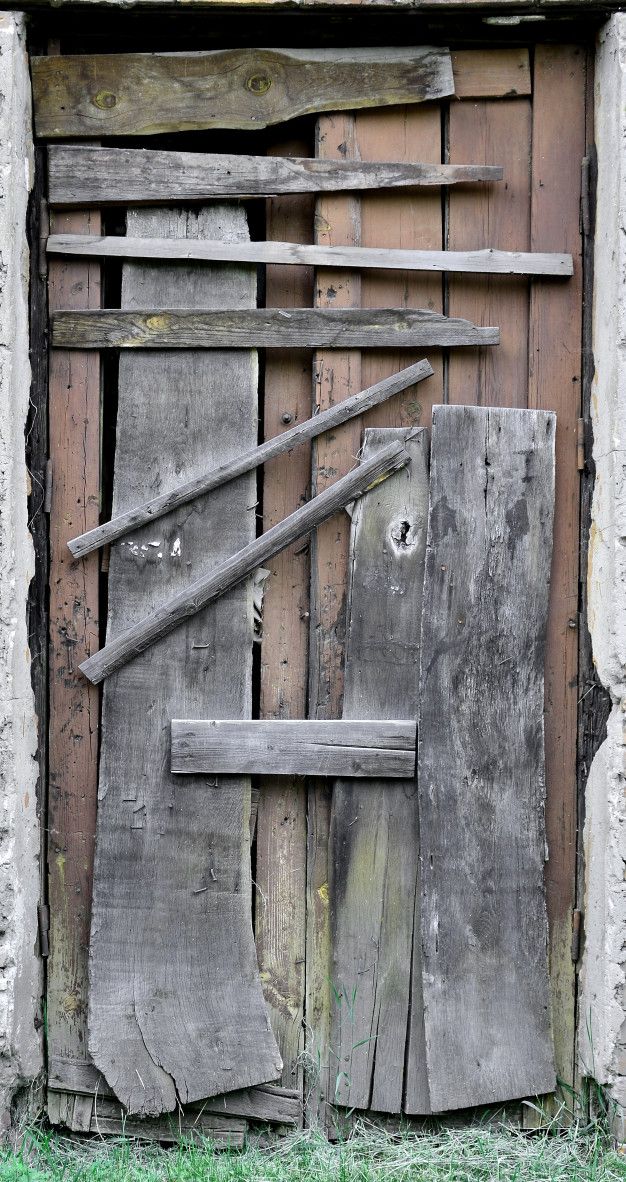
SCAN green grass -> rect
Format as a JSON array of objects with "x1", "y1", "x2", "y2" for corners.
[{"x1": 1, "y1": 1120, "x2": 625, "y2": 1182}]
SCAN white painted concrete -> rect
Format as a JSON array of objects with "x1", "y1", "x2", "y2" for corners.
[
  {"x1": 578, "y1": 13, "x2": 626, "y2": 1140},
  {"x1": 0, "y1": 10, "x2": 43, "y2": 1131}
]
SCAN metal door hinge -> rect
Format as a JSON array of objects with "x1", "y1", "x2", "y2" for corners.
[
  {"x1": 37, "y1": 903, "x2": 50, "y2": 958},
  {"x1": 571, "y1": 908, "x2": 583, "y2": 963}
]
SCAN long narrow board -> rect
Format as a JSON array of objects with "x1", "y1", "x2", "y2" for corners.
[
  {"x1": 48, "y1": 236, "x2": 573, "y2": 277},
  {"x1": 88, "y1": 205, "x2": 281, "y2": 1117},
  {"x1": 330, "y1": 428, "x2": 429, "y2": 1114},
  {"x1": 417, "y1": 404, "x2": 557, "y2": 1112},
  {"x1": 171, "y1": 720, "x2": 416, "y2": 778},
  {"x1": 53, "y1": 308, "x2": 498, "y2": 350},
  {"x1": 32, "y1": 47, "x2": 453, "y2": 138},
  {"x1": 47, "y1": 147, "x2": 502, "y2": 207}
]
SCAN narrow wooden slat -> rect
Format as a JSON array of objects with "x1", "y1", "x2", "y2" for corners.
[
  {"x1": 90, "y1": 1098, "x2": 247, "y2": 1145},
  {"x1": 46, "y1": 208, "x2": 101, "y2": 1088},
  {"x1": 330, "y1": 428, "x2": 428, "y2": 1114},
  {"x1": 88, "y1": 205, "x2": 282, "y2": 1117},
  {"x1": 48, "y1": 236, "x2": 572, "y2": 276},
  {"x1": 68, "y1": 360, "x2": 433, "y2": 558},
  {"x1": 14, "y1": 1, "x2": 624, "y2": 12},
  {"x1": 47, "y1": 146, "x2": 502, "y2": 207},
  {"x1": 529, "y1": 45, "x2": 586, "y2": 1094},
  {"x1": 52, "y1": 308, "x2": 499, "y2": 350},
  {"x1": 171, "y1": 720, "x2": 416, "y2": 778},
  {"x1": 80, "y1": 439, "x2": 411, "y2": 686},
  {"x1": 32, "y1": 47, "x2": 454, "y2": 139},
  {"x1": 418, "y1": 404, "x2": 557, "y2": 1112},
  {"x1": 451, "y1": 49, "x2": 531, "y2": 98}
]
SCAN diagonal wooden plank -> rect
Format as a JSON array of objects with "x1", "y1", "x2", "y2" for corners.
[
  {"x1": 171, "y1": 720, "x2": 416, "y2": 778},
  {"x1": 32, "y1": 47, "x2": 454, "y2": 138},
  {"x1": 417, "y1": 404, "x2": 557, "y2": 1112},
  {"x1": 47, "y1": 146, "x2": 502, "y2": 207},
  {"x1": 88, "y1": 204, "x2": 281, "y2": 1116},
  {"x1": 330, "y1": 427, "x2": 429, "y2": 1114}
]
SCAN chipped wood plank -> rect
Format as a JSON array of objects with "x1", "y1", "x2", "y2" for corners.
[
  {"x1": 47, "y1": 146, "x2": 502, "y2": 207},
  {"x1": 171, "y1": 719, "x2": 416, "y2": 778},
  {"x1": 88, "y1": 205, "x2": 281, "y2": 1117},
  {"x1": 417, "y1": 404, "x2": 557, "y2": 1113},
  {"x1": 90, "y1": 1098, "x2": 247, "y2": 1145},
  {"x1": 52, "y1": 308, "x2": 499, "y2": 350},
  {"x1": 330, "y1": 428, "x2": 429, "y2": 1114},
  {"x1": 80, "y1": 438, "x2": 412, "y2": 686},
  {"x1": 47, "y1": 236, "x2": 572, "y2": 276}
]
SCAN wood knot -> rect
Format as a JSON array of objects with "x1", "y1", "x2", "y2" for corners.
[
  {"x1": 92, "y1": 90, "x2": 117, "y2": 110},
  {"x1": 246, "y1": 73, "x2": 272, "y2": 96}
]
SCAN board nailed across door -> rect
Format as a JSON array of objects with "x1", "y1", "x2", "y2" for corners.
[{"x1": 44, "y1": 41, "x2": 591, "y2": 1135}]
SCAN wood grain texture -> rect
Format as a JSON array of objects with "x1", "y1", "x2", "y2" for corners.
[
  {"x1": 52, "y1": 308, "x2": 499, "y2": 350},
  {"x1": 528, "y1": 45, "x2": 586, "y2": 1093},
  {"x1": 47, "y1": 208, "x2": 101, "y2": 1086},
  {"x1": 171, "y1": 719, "x2": 416, "y2": 777},
  {"x1": 451, "y1": 49, "x2": 530, "y2": 98},
  {"x1": 90, "y1": 1098, "x2": 247, "y2": 1145},
  {"x1": 47, "y1": 147, "x2": 502, "y2": 207},
  {"x1": 330, "y1": 428, "x2": 428, "y2": 1114},
  {"x1": 68, "y1": 361, "x2": 433, "y2": 558},
  {"x1": 88, "y1": 205, "x2": 281, "y2": 1116},
  {"x1": 418, "y1": 404, "x2": 556, "y2": 1112},
  {"x1": 32, "y1": 47, "x2": 454, "y2": 138},
  {"x1": 81, "y1": 439, "x2": 411, "y2": 685},
  {"x1": 16, "y1": 0, "x2": 625, "y2": 10}
]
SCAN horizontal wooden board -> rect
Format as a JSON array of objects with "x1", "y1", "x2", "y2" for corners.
[
  {"x1": 15, "y1": 1, "x2": 622, "y2": 10},
  {"x1": 451, "y1": 49, "x2": 530, "y2": 99},
  {"x1": 80, "y1": 438, "x2": 412, "y2": 685},
  {"x1": 171, "y1": 719, "x2": 416, "y2": 777},
  {"x1": 47, "y1": 147, "x2": 503, "y2": 206},
  {"x1": 90, "y1": 1099, "x2": 247, "y2": 1145},
  {"x1": 68, "y1": 359, "x2": 433, "y2": 558},
  {"x1": 48, "y1": 235, "x2": 572, "y2": 276},
  {"x1": 52, "y1": 308, "x2": 499, "y2": 350}
]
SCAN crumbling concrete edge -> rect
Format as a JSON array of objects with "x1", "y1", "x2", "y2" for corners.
[
  {"x1": 578, "y1": 13, "x2": 626, "y2": 1142},
  {"x1": 0, "y1": 10, "x2": 44, "y2": 1133}
]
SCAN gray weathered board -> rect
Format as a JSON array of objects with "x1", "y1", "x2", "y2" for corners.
[
  {"x1": 47, "y1": 236, "x2": 573, "y2": 277},
  {"x1": 47, "y1": 146, "x2": 502, "y2": 206},
  {"x1": 68, "y1": 360, "x2": 433, "y2": 558},
  {"x1": 80, "y1": 438, "x2": 411, "y2": 686},
  {"x1": 330, "y1": 428, "x2": 430, "y2": 1115},
  {"x1": 410, "y1": 404, "x2": 557, "y2": 1113},
  {"x1": 88, "y1": 204, "x2": 281, "y2": 1117},
  {"x1": 171, "y1": 720, "x2": 417, "y2": 778},
  {"x1": 52, "y1": 308, "x2": 498, "y2": 350},
  {"x1": 32, "y1": 47, "x2": 454, "y2": 138}
]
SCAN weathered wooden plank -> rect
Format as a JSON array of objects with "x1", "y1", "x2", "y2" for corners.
[
  {"x1": 529, "y1": 45, "x2": 586, "y2": 1095},
  {"x1": 91, "y1": 1098, "x2": 247, "y2": 1145},
  {"x1": 47, "y1": 146, "x2": 502, "y2": 207},
  {"x1": 451, "y1": 49, "x2": 531, "y2": 99},
  {"x1": 80, "y1": 439, "x2": 412, "y2": 686},
  {"x1": 46, "y1": 208, "x2": 101, "y2": 1088},
  {"x1": 171, "y1": 720, "x2": 416, "y2": 778},
  {"x1": 418, "y1": 403, "x2": 557, "y2": 1112},
  {"x1": 68, "y1": 361, "x2": 432, "y2": 558},
  {"x1": 330, "y1": 428, "x2": 429, "y2": 1114},
  {"x1": 32, "y1": 47, "x2": 454, "y2": 139},
  {"x1": 52, "y1": 308, "x2": 499, "y2": 350},
  {"x1": 48, "y1": 236, "x2": 572, "y2": 277},
  {"x1": 88, "y1": 205, "x2": 281, "y2": 1117},
  {"x1": 15, "y1": 0, "x2": 626, "y2": 11}
]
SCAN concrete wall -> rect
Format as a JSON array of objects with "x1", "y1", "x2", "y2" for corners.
[
  {"x1": 578, "y1": 13, "x2": 626, "y2": 1141},
  {"x1": 0, "y1": 10, "x2": 44, "y2": 1132}
]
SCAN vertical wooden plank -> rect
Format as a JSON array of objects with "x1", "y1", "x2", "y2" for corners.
[
  {"x1": 330, "y1": 428, "x2": 428, "y2": 1114},
  {"x1": 529, "y1": 46, "x2": 586, "y2": 1092},
  {"x1": 256, "y1": 136, "x2": 314, "y2": 1097},
  {"x1": 47, "y1": 206, "x2": 101, "y2": 1082},
  {"x1": 418, "y1": 404, "x2": 557, "y2": 1113},
  {"x1": 448, "y1": 98, "x2": 532, "y2": 409},
  {"x1": 88, "y1": 206, "x2": 281, "y2": 1116}
]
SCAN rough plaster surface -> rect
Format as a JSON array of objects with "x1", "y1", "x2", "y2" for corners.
[
  {"x1": 578, "y1": 14, "x2": 626, "y2": 1140},
  {"x1": 0, "y1": 10, "x2": 43, "y2": 1132}
]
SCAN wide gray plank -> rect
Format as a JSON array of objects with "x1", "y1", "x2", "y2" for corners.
[
  {"x1": 88, "y1": 205, "x2": 281, "y2": 1118},
  {"x1": 171, "y1": 720, "x2": 416, "y2": 778},
  {"x1": 48, "y1": 236, "x2": 572, "y2": 277},
  {"x1": 48, "y1": 146, "x2": 502, "y2": 206},
  {"x1": 413, "y1": 404, "x2": 557, "y2": 1113},
  {"x1": 52, "y1": 308, "x2": 499, "y2": 350},
  {"x1": 330, "y1": 428, "x2": 430, "y2": 1115}
]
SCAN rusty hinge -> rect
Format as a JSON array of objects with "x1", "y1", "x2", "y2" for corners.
[
  {"x1": 37, "y1": 903, "x2": 50, "y2": 959},
  {"x1": 577, "y1": 418, "x2": 586, "y2": 471},
  {"x1": 571, "y1": 908, "x2": 583, "y2": 963}
]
